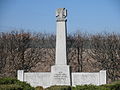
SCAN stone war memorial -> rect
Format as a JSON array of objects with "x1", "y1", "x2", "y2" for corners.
[{"x1": 17, "y1": 8, "x2": 106, "y2": 88}]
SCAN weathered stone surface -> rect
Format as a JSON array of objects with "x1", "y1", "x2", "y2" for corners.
[
  {"x1": 50, "y1": 8, "x2": 71, "y2": 86},
  {"x1": 55, "y1": 8, "x2": 67, "y2": 65},
  {"x1": 56, "y1": 8, "x2": 67, "y2": 21},
  {"x1": 99, "y1": 70, "x2": 106, "y2": 85},
  {"x1": 24, "y1": 72, "x2": 51, "y2": 88},
  {"x1": 17, "y1": 70, "x2": 24, "y2": 81},
  {"x1": 72, "y1": 72, "x2": 99, "y2": 86},
  {"x1": 72, "y1": 70, "x2": 106, "y2": 86},
  {"x1": 50, "y1": 65, "x2": 71, "y2": 86}
]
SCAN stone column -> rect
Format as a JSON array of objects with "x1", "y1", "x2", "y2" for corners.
[
  {"x1": 17, "y1": 70, "x2": 24, "y2": 81},
  {"x1": 99, "y1": 70, "x2": 106, "y2": 85},
  {"x1": 50, "y1": 8, "x2": 71, "y2": 86},
  {"x1": 55, "y1": 8, "x2": 67, "y2": 65}
]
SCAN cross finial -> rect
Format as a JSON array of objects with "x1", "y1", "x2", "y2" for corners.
[{"x1": 56, "y1": 8, "x2": 67, "y2": 21}]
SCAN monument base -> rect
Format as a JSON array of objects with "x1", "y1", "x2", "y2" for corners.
[{"x1": 50, "y1": 65, "x2": 71, "y2": 86}]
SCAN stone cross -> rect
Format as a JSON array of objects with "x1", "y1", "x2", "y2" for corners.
[
  {"x1": 56, "y1": 8, "x2": 67, "y2": 21},
  {"x1": 55, "y1": 8, "x2": 67, "y2": 65}
]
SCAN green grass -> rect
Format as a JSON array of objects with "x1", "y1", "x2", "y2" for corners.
[{"x1": 0, "y1": 77, "x2": 120, "y2": 90}]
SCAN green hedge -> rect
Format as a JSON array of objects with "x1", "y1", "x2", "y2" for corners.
[
  {"x1": 0, "y1": 84, "x2": 23, "y2": 90},
  {"x1": 72, "y1": 85, "x2": 109, "y2": 90},
  {"x1": 0, "y1": 78, "x2": 18, "y2": 85},
  {"x1": 35, "y1": 86, "x2": 44, "y2": 90},
  {"x1": 44, "y1": 81, "x2": 120, "y2": 90},
  {"x1": 0, "y1": 77, "x2": 120, "y2": 90},
  {"x1": 0, "y1": 77, "x2": 35, "y2": 90},
  {"x1": 72, "y1": 81, "x2": 120, "y2": 90},
  {"x1": 45, "y1": 85, "x2": 71, "y2": 90},
  {"x1": 102, "y1": 81, "x2": 120, "y2": 90}
]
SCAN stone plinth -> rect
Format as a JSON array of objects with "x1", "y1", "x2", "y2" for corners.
[{"x1": 50, "y1": 65, "x2": 71, "y2": 86}]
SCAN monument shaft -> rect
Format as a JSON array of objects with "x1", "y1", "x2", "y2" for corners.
[
  {"x1": 50, "y1": 8, "x2": 71, "y2": 86},
  {"x1": 56, "y1": 21, "x2": 67, "y2": 65}
]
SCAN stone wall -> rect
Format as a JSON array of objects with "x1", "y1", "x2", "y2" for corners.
[
  {"x1": 72, "y1": 70, "x2": 106, "y2": 86},
  {"x1": 17, "y1": 70, "x2": 51, "y2": 88},
  {"x1": 17, "y1": 70, "x2": 106, "y2": 88}
]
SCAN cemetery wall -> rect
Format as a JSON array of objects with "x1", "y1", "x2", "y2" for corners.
[
  {"x1": 17, "y1": 70, "x2": 106, "y2": 88},
  {"x1": 72, "y1": 70, "x2": 106, "y2": 86},
  {"x1": 17, "y1": 70, "x2": 51, "y2": 88}
]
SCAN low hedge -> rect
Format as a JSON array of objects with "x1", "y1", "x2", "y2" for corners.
[
  {"x1": 72, "y1": 85, "x2": 109, "y2": 90},
  {"x1": 35, "y1": 86, "x2": 44, "y2": 90},
  {"x1": 44, "y1": 81, "x2": 120, "y2": 90},
  {"x1": 0, "y1": 77, "x2": 34, "y2": 90},
  {"x1": 45, "y1": 85, "x2": 71, "y2": 90},
  {"x1": 72, "y1": 81, "x2": 120, "y2": 90},
  {"x1": 0, "y1": 77, "x2": 120, "y2": 90},
  {"x1": 0, "y1": 84, "x2": 23, "y2": 90},
  {"x1": 0, "y1": 78, "x2": 18, "y2": 85},
  {"x1": 102, "y1": 81, "x2": 120, "y2": 90}
]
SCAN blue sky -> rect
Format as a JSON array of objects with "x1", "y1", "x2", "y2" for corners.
[{"x1": 0, "y1": 0, "x2": 120, "y2": 34}]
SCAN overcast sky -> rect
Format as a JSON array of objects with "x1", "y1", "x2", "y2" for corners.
[{"x1": 0, "y1": 0, "x2": 120, "y2": 34}]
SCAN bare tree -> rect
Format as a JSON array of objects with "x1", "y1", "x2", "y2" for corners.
[
  {"x1": 89, "y1": 33, "x2": 120, "y2": 82},
  {"x1": 67, "y1": 32, "x2": 88, "y2": 72},
  {"x1": 0, "y1": 30, "x2": 119, "y2": 83}
]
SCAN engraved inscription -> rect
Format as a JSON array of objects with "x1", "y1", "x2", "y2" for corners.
[
  {"x1": 54, "y1": 72, "x2": 67, "y2": 79},
  {"x1": 53, "y1": 72, "x2": 68, "y2": 83}
]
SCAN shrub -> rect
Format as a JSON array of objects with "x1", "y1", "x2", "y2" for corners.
[
  {"x1": 45, "y1": 85, "x2": 71, "y2": 90},
  {"x1": 16, "y1": 81, "x2": 35, "y2": 90},
  {"x1": 102, "y1": 81, "x2": 120, "y2": 90},
  {"x1": 71, "y1": 86, "x2": 76, "y2": 90},
  {"x1": 74, "y1": 85, "x2": 109, "y2": 90},
  {"x1": 0, "y1": 77, "x2": 35, "y2": 90},
  {"x1": 35, "y1": 86, "x2": 44, "y2": 90},
  {"x1": 0, "y1": 77, "x2": 18, "y2": 85},
  {"x1": 0, "y1": 84, "x2": 23, "y2": 90},
  {"x1": 0, "y1": 77, "x2": 120, "y2": 90}
]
